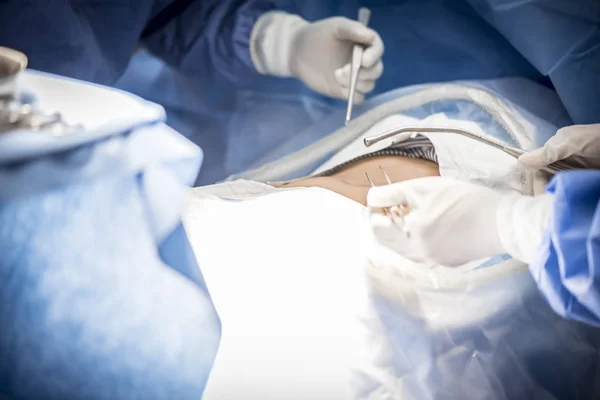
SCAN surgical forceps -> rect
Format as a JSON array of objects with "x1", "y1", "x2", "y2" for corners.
[
  {"x1": 363, "y1": 126, "x2": 579, "y2": 175},
  {"x1": 365, "y1": 166, "x2": 411, "y2": 236},
  {"x1": 345, "y1": 7, "x2": 371, "y2": 125}
]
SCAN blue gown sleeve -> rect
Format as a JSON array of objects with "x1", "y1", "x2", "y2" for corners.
[
  {"x1": 141, "y1": 0, "x2": 276, "y2": 86},
  {"x1": 530, "y1": 170, "x2": 600, "y2": 327},
  {"x1": 464, "y1": 0, "x2": 600, "y2": 124}
]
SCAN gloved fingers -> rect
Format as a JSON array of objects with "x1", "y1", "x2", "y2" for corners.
[
  {"x1": 403, "y1": 211, "x2": 424, "y2": 232},
  {"x1": 332, "y1": 18, "x2": 376, "y2": 45},
  {"x1": 366, "y1": 177, "x2": 444, "y2": 208},
  {"x1": 335, "y1": 61, "x2": 383, "y2": 85},
  {"x1": 369, "y1": 212, "x2": 397, "y2": 233},
  {"x1": 352, "y1": 79, "x2": 376, "y2": 94},
  {"x1": 555, "y1": 123, "x2": 600, "y2": 142},
  {"x1": 519, "y1": 145, "x2": 565, "y2": 169},
  {"x1": 361, "y1": 60, "x2": 384, "y2": 80},
  {"x1": 339, "y1": 86, "x2": 365, "y2": 104},
  {"x1": 370, "y1": 214, "x2": 409, "y2": 244},
  {"x1": 369, "y1": 214, "x2": 401, "y2": 250},
  {"x1": 367, "y1": 182, "x2": 412, "y2": 208},
  {"x1": 338, "y1": 74, "x2": 375, "y2": 95},
  {"x1": 519, "y1": 123, "x2": 600, "y2": 169},
  {"x1": 361, "y1": 33, "x2": 384, "y2": 68},
  {"x1": 369, "y1": 212, "x2": 428, "y2": 264},
  {"x1": 518, "y1": 148, "x2": 549, "y2": 169}
]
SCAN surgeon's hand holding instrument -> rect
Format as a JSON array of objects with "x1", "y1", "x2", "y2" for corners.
[
  {"x1": 363, "y1": 126, "x2": 583, "y2": 175},
  {"x1": 519, "y1": 123, "x2": 600, "y2": 170},
  {"x1": 345, "y1": 7, "x2": 371, "y2": 125},
  {"x1": 365, "y1": 166, "x2": 411, "y2": 236},
  {"x1": 249, "y1": 9, "x2": 383, "y2": 102},
  {"x1": 367, "y1": 177, "x2": 553, "y2": 267}
]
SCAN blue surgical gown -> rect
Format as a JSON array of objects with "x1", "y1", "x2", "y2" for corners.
[
  {"x1": 0, "y1": 0, "x2": 274, "y2": 86},
  {"x1": 531, "y1": 170, "x2": 600, "y2": 327}
]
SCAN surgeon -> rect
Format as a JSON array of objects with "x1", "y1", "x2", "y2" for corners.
[
  {"x1": 367, "y1": 124, "x2": 600, "y2": 327},
  {"x1": 0, "y1": 0, "x2": 384, "y2": 112}
]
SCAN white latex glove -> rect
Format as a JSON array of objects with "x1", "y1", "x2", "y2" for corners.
[
  {"x1": 250, "y1": 12, "x2": 384, "y2": 103},
  {"x1": 367, "y1": 177, "x2": 554, "y2": 267},
  {"x1": 519, "y1": 124, "x2": 600, "y2": 170}
]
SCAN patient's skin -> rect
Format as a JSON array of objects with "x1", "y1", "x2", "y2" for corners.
[{"x1": 272, "y1": 155, "x2": 440, "y2": 206}]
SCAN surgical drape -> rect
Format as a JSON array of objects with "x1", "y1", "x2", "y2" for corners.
[{"x1": 531, "y1": 170, "x2": 600, "y2": 327}]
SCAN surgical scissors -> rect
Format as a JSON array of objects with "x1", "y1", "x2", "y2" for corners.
[
  {"x1": 345, "y1": 7, "x2": 371, "y2": 125},
  {"x1": 363, "y1": 126, "x2": 579, "y2": 175}
]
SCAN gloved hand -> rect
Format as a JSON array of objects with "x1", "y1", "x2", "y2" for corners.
[
  {"x1": 519, "y1": 124, "x2": 600, "y2": 170},
  {"x1": 250, "y1": 12, "x2": 384, "y2": 103},
  {"x1": 367, "y1": 177, "x2": 553, "y2": 267}
]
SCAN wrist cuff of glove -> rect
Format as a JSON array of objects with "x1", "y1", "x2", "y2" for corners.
[
  {"x1": 496, "y1": 193, "x2": 553, "y2": 264},
  {"x1": 250, "y1": 11, "x2": 308, "y2": 77}
]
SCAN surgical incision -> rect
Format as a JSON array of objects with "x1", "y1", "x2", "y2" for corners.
[{"x1": 271, "y1": 155, "x2": 440, "y2": 206}]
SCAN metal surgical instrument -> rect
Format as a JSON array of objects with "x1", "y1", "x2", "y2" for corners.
[
  {"x1": 365, "y1": 168, "x2": 410, "y2": 236},
  {"x1": 363, "y1": 126, "x2": 578, "y2": 175},
  {"x1": 0, "y1": 47, "x2": 80, "y2": 136},
  {"x1": 345, "y1": 7, "x2": 371, "y2": 125},
  {"x1": 0, "y1": 46, "x2": 27, "y2": 99},
  {"x1": 378, "y1": 165, "x2": 411, "y2": 236}
]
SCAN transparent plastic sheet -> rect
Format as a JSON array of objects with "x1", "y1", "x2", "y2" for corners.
[
  {"x1": 224, "y1": 80, "x2": 600, "y2": 399},
  {"x1": 362, "y1": 254, "x2": 600, "y2": 400},
  {"x1": 0, "y1": 71, "x2": 220, "y2": 400}
]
